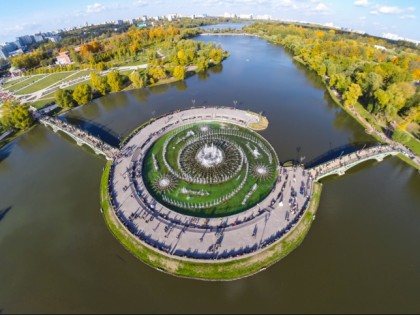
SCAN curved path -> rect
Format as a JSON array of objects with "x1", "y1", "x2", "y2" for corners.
[{"x1": 108, "y1": 107, "x2": 314, "y2": 261}]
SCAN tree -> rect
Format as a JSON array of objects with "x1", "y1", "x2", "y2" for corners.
[
  {"x1": 330, "y1": 73, "x2": 350, "y2": 93},
  {"x1": 209, "y1": 48, "x2": 223, "y2": 65},
  {"x1": 73, "y1": 84, "x2": 92, "y2": 105},
  {"x1": 0, "y1": 101, "x2": 33, "y2": 130},
  {"x1": 107, "y1": 71, "x2": 123, "y2": 92},
  {"x1": 54, "y1": 89, "x2": 75, "y2": 108},
  {"x1": 173, "y1": 65, "x2": 186, "y2": 80},
  {"x1": 90, "y1": 72, "x2": 109, "y2": 95},
  {"x1": 148, "y1": 66, "x2": 166, "y2": 82},
  {"x1": 129, "y1": 71, "x2": 146, "y2": 88},
  {"x1": 196, "y1": 57, "x2": 209, "y2": 72},
  {"x1": 343, "y1": 83, "x2": 362, "y2": 107},
  {"x1": 386, "y1": 82, "x2": 416, "y2": 111}
]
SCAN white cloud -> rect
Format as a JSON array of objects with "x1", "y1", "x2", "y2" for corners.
[
  {"x1": 369, "y1": 10, "x2": 379, "y2": 15},
  {"x1": 399, "y1": 14, "x2": 416, "y2": 19},
  {"x1": 377, "y1": 6, "x2": 402, "y2": 14},
  {"x1": 314, "y1": 3, "x2": 329, "y2": 13},
  {"x1": 86, "y1": 3, "x2": 106, "y2": 13},
  {"x1": 354, "y1": 0, "x2": 369, "y2": 7},
  {"x1": 0, "y1": 22, "x2": 42, "y2": 36},
  {"x1": 407, "y1": 6, "x2": 415, "y2": 12},
  {"x1": 359, "y1": 16, "x2": 367, "y2": 20},
  {"x1": 133, "y1": 0, "x2": 149, "y2": 6}
]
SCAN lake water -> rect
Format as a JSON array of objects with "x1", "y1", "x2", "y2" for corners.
[
  {"x1": 0, "y1": 35, "x2": 419, "y2": 313},
  {"x1": 200, "y1": 22, "x2": 251, "y2": 31}
]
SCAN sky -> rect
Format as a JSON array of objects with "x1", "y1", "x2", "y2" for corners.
[{"x1": 0, "y1": 0, "x2": 418, "y2": 43}]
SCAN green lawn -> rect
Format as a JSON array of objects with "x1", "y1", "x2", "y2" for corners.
[
  {"x1": 405, "y1": 135, "x2": 420, "y2": 156},
  {"x1": 16, "y1": 72, "x2": 75, "y2": 95},
  {"x1": 58, "y1": 70, "x2": 93, "y2": 84},
  {"x1": 64, "y1": 80, "x2": 93, "y2": 91},
  {"x1": 31, "y1": 98, "x2": 55, "y2": 109},
  {"x1": 2, "y1": 76, "x2": 31, "y2": 89},
  {"x1": 142, "y1": 122, "x2": 279, "y2": 218},
  {"x1": 4, "y1": 75, "x2": 47, "y2": 92}
]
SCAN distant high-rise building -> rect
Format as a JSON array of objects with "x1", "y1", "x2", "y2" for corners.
[
  {"x1": 45, "y1": 34, "x2": 61, "y2": 43},
  {"x1": 33, "y1": 34, "x2": 44, "y2": 43},
  {"x1": 0, "y1": 42, "x2": 18, "y2": 60},
  {"x1": 16, "y1": 35, "x2": 34, "y2": 46}
]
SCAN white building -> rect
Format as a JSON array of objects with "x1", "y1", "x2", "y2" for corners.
[
  {"x1": 166, "y1": 13, "x2": 177, "y2": 21},
  {"x1": 238, "y1": 14, "x2": 253, "y2": 19}
]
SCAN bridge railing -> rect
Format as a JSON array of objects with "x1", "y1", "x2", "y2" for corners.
[
  {"x1": 312, "y1": 145, "x2": 398, "y2": 179},
  {"x1": 40, "y1": 115, "x2": 118, "y2": 159}
]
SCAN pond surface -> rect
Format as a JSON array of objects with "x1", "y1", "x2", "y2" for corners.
[{"x1": 0, "y1": 35, "x2": 419, "y2": 313}]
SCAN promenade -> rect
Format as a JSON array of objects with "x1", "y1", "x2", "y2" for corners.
[{"x1": 108, "y1": 107, "x2": 314, "y2": 261}]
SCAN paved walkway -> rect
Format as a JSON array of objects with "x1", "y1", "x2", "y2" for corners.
[
  {"x1": 40, "y1": 115, "x2": 118, "y2": 159},
  {"x1": 310, "y1": 145, "x2": 401, "y2": 180},
  {"x1": 108, "y1": 107, "x2": 314, "y2": 261}
]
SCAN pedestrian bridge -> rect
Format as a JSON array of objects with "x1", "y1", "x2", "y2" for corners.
[
  {"x1": 310, "y1": 145, "x2": 400, "y2": 181},
  {"x1": 39, "y1": 116, "x2": 117, "y2": 160}
]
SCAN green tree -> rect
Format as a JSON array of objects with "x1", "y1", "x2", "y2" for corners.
[
  {"x1": 0, "y1": 101, "x2": 33, "y2": 130},
  {"x1": 330, "y1": 73, "x2": 350, "y2": 93},
  {"x1": 90, "y1": 72, "x2": 109, "y2": 95},
  {"x1": 54, "y1": 89, "x2": 75, "y2": 108},
  {"x1": 343, "y1": 83, "x2": 362, "y2": 107},
  {"x1": 196, "y1": 57, "x2": 209, "y2": 72},
  {"x1": 173, "y1": 65, "x2": 186, "y2": 80},
  {"x1": 72, "y1": 84, "x2": 92, "y2": 105},
  {"x1": 107, "y1": 71, "x2": 124, "y2": 92},
  {"x1": 387, "y1": 82, "x2": 416, "y2": 111},
  {"x1": 130, "y1": 71, "x2": 146, "y2": 88}
]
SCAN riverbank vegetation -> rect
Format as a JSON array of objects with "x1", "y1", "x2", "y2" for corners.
[
  {"x1": 0, "y1": 22, "x2": 228, "y2": 146},
  {"x1": 244, "y1": 23, "x2": 419, "y2": 156}
]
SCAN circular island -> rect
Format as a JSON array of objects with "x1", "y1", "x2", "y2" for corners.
[{"x1": 101, "y1": 107, "x2": 321, "y2": 280}]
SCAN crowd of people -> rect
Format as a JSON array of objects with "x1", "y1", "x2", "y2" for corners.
[
  {"x1": 40, "y1": 115, "x2": 118, "y2": 158},
  {"x1": 313, "y1": 144, "x2": 405, "y2": 179}
]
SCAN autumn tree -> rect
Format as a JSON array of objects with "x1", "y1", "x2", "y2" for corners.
[
  {"x1": 90, "y1": 72, "x2": 109, "y2": 95},
  {"x1": 148, "y1": 66, "x2": 166, "y2": 82},
  {"x1": 343, "y1": 83, "x2": 362, "y2": 107},
  {"x1": 54, "y1": 89, "x2": 75, "y2": 108},
  {"x1": 196, "y1": 57, "x2": 209, "y2": 72},
  {"x1": 129, "y1": 71, "x2": 146, "y2": 88},
  {"x1": 209, "y1": 48, "x2": 223, "y2": 65},
  {"x1": 72, "y1": 84, "x2": 92, "y2": 105},
  {"x1": 173, "y1": 65, "x2": 186, "y2": 80},
  {"x1": 107, "y1": 71, "x2": 124, "y2": 92}
]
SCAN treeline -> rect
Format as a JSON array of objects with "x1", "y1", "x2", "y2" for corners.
[
  {"x1": 54, "y1": 37, "x2": 227, "y2": 107},
  {"x1": 245, "y1": 23, "x2": 420, "y2": 131},
  {"x1": 10, "y1": 24, "x2": 224, "y2": 77}
]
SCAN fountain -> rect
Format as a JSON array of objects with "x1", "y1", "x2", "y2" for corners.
[{"x1": 196, "y1": 143, "x2": 224, "y2": 168}]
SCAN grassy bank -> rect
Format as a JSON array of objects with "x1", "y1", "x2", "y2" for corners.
[{"x1": 100, "y1": 161, "x2": 323, "y2": 280}]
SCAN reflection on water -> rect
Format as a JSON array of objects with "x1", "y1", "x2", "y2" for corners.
[{"x1": 0, "y1": 35, "x2": 419, "y2": 313}]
